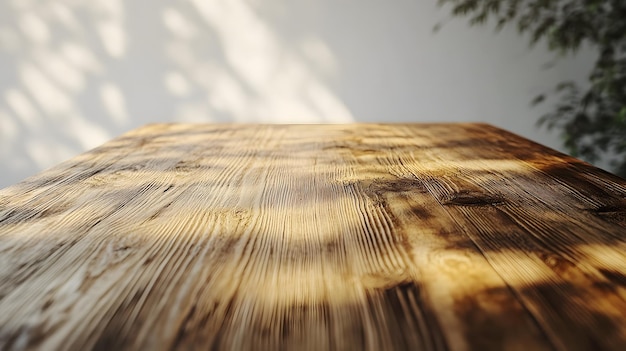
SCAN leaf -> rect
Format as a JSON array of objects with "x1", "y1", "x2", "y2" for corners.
[
  {"x1": 619, "y1": 107, "x2": 626, "y2": 122},
  {"x1": 495, "y1": 17, "x2": 508, "y2": 31},
  {"x1": 555, "y1": 81, "x2": 576, "y2": 92},
  {"x1": 531, "y1": 94, "x2": 546, "y2": 106}
]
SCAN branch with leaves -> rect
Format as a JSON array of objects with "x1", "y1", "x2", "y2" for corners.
[{"x1": 438, "y1": 0, "x2": 626, "y2": 176}]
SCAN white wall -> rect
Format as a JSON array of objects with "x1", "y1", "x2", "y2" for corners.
[{"x1": 0, "y1": 0, "x2": 594, "y2": 189}]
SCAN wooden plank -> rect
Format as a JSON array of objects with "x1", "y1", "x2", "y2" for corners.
[{"x1": 0, "y1": 123, "x2": 625, "y2": 350}]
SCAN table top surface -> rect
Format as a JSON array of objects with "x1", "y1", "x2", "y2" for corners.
[{"x1": 1, "y1": 123, "x2": 625, "y2": 351}]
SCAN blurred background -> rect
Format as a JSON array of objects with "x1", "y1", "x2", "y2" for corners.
[{"x1": 0, "y1": 0, "x2": 595, "y2": 189}]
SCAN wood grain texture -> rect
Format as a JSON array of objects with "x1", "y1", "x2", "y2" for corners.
[{"x1": 0, "y1": 123, "x2": 625, "y2": 351}]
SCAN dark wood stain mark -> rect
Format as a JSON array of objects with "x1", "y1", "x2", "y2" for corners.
[
  {"x1": 443, "y1": 190, "x2": 505, "y2": 207},
  {"x1": 587, "y1": 204, "x2": 626, "y2": 224},
  {"x1": 146, "y1": 202, "x2": 174, "y2": 222},
  {"x1": 599, "y1": 269, "x2": 626, "y2": 288},
  {"x1": 370, "y1": 177, "x2": 428, "y2": 195},
  {"x1": 0, "y1": 203, "x2": 71, "y2": 225}
]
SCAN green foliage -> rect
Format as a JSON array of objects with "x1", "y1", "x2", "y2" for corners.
[{"x1": 438, "y1": 0, "x2": 626, "y2": 177}]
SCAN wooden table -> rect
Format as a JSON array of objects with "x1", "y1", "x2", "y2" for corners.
[{"x1": 0, "y1": 123, "x2": 625, "y2": 351}]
